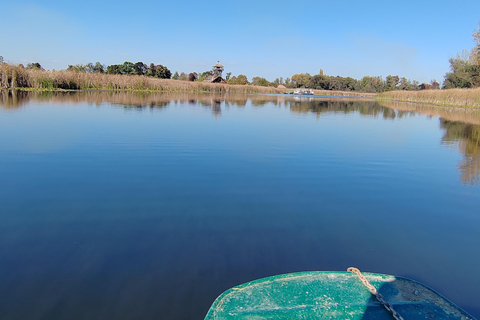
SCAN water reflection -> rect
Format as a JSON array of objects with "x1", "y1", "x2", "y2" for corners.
[
  {"x1": 1, "y1": 90, "x2": 479, "y2": 320},
  {"x1": 378, "y1": 101, "x2": 480, "y2": 186},
  {"x1": 440, "y1": 120, "x2": 480, "y2": 186},
  {"x1": 2, "y1": 89, "x2": 480, "y2": 185}
]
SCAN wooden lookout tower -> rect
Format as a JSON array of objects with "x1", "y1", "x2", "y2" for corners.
[{"x1": 206, "y1": 61, "x2": 226, "y2": 83}]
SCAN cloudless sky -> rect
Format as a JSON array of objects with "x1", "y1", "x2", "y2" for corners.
[{"x1": 2, "y1": 0, "x2": 480, "y2": 83}]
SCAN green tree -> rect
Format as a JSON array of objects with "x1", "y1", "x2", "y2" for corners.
[
  {"x1": 273, "y1": 77, "x2": 284, "y2": 86},
  {"x1": 309, "y1": 73, "x2": 330, "y2": 90},
  {"x1": 284, "y1": 77, "x2": 293, "y2": 88},
  {"x1": 120, "y1": 61, "x2": 135, "y2": 75},
  {"x1": 291, "y1": 73, "x2": 312, "y2": 88},
  {"x1": 227, "y1": 76, "x2": 237, "y2": 85},
  {"x1": 385, "y1": 75, "x2": 400, "y2": 91},
  {"x1": 85, "y1": 62, "x2": 95, "y2": 73},
  {"x1": 251, "y1": 76, "x2": 271, "y2": 86},
  {"x1": 172, "y1": 71, "x2": 180, "y2": 80},
  {"x1": 359, "y1": 76, "x2": 384, "y2": 93},
  {"x1": 107, "y1": 64, "x2": 122, "y2": 74},
  {"x1": 443, "y1": 53, "x2": 479, "y2": 88},
  {"x1": 156, "y1": 64, "x2": 171, "y2": 79},
  {"x1": 236, "y1": 74, "x2": 249, "y2": 85},
  {"x1": 27, "y1": 62, "x2": 42, "y2": 70},
  {"x1": 133, "y1": 62, "x2": 148, "y2": 75},
  {"x1": 93, "y1": 62, "x2": 105, "y2": 73},
  {"x1": 472, "y1": 20, "x2": 480, "y2": 66},
  {"x1": 443, "y1": 22, "x2": 480, "y2": 88}
]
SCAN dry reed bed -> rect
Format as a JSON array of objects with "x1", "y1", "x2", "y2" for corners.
[
  {"x1": 1, "y1": 64, "x2": 380, "y2": 97},
  {"x1": 378, "y1": 88, "x2": 480, "y2": 108},
  {"x1": 0, "y1": 64, "x2": 282, "y2": 94}
]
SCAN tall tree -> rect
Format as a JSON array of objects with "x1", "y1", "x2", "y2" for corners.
[
  {"x1": 93, "y1": 62, "x2": 105, "y2": 73},
  {"x1": 443, "y1": 51, "x2": 478, "y2": 88},
  {"x1": 236, "y1": 74, "x2": 249, "y2": 85},
  {"x1": 133, "y1": 62, "x2": 148, "y2": 75},
  {"x1": 291, "y1": 73, "x2": 312, "y2": 88},
  {"x1": 188, "y1": 72, "x2": 197, "y2": 81},
  {"x1": 251, "y1": 77, "x2": 271, "y2": 86},
  {"x1": 385, "y1": 75, "x2": 400, "y2": 91},
  {"x1": 27, "y1": 62, "x2": 42, "y2": 70},
  {"x1": 472, "y1": 20, "x2": 480, "y2": 66},
  {"x1": 120, "y1": 61, "x2": 135, "y2": 75}
]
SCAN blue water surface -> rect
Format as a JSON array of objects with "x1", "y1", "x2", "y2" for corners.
[{"x1": 0, "y1": 92, "x2": 479, "y2": 319}]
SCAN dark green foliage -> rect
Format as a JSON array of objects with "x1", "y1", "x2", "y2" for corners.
[
  {"x1": 93, "y1": 62, "x2": 105, "y2": 73},
  {"x1": 443, "y1": 57, "x2": 480, "y2": 88},
  {"x1": 106, "y1": 64, "x2": 122, "y2": 74},
  {"x1": 146, "y1": 63, "x2": 171, "y2": 79},
  {"x1": 385, "y1": 75, "x2": 400, "y2": 91},
  {"x1": 120, "y1": 61, "x2": 135, "y2": 75},
  {"x1": 134, "y1": 62, "x2": 148, "y2": 75},
  {"x1": 27, "y1": 62, "x2": 42, "y2": 70},
  {"x1": 309, "y1": 74, "x2": 358, "y2": 91},
  {"x1": 104, "y1": 62, "x2": 171, "y2": 79},
  {"x1": 251, "y1": 77, "x2": 272, "y2": 87},
  {"x1": 155, "y1": 65, "x2": 172, "y2": 79},
  {"x1": 199, "y1": 70, "x2": 213, "y2": 79}
]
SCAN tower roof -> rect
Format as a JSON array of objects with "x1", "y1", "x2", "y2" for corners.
[{"x1": 213, "y1": 61, "x2": 224, "y2": 68}]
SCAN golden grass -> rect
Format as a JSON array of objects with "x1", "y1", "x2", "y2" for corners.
[
  {"x1": 378, "y1": 88, "x2": 480, "y2": 108},
  {"x1": 0, "y1": 64, "x2": 282, "y2": 94},
  {"x1": 0, "y1": 63, "x2": 381, "y2": 97}
]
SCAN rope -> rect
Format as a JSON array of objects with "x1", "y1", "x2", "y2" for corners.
[{"x1": 347, "y1": 267, "x2": 404, "y2": 320}]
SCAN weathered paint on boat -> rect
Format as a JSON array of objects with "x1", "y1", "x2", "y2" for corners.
[{"x1": 204, "y1": 271, "x2": 475, "y2": 320}]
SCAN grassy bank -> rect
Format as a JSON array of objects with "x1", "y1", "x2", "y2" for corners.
[
  {"x1": 377, "y1": 88, "x2": 480, "y2": 108},
  {"x1": 0, "y1": 63, "x2": 380, "y2": 97},
  {"x1": 0, "y1": 64, "x2": 281, "y2": 94}
]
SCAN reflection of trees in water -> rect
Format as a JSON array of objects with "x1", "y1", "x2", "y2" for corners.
[
  {"x1": 4, "y1": 90, "x2": 480, "y2": 185},
  {"x1": 440, "y1": 120, "x2": 480, "y2": 186},
  {"x1": 286, "y1": 99, "x2": 415, "y2": 120},
  {"x1": 0, "y1": 89, "x2": 31, "y2": 109},
  {"x1": 0, "y1": 90, "x2": 251, "y2": 113}
]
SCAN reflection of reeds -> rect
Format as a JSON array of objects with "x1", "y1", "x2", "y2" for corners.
[
  {"x1": 0, "y1": 64, "x2": 280, "y2": 94},
  {"x1": 0, "y1": 90, "x2": 288, "y2": 109},
  {"x1": 377, "y1": 88, "x2": 480, "y2": 108},
  {"x1": 378, "y1": 101, "x2": 480, "y2": 125}
]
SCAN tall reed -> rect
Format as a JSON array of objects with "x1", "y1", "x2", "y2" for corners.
[
  {"x1": 378, "y1": 88, "x2": 480, "y2": 108},
  {"x1": 0, "y1": 64, "x2": 283, "y2": 94}
]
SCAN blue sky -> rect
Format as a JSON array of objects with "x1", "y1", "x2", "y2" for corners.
[{"x1": 2, "y1": 0, "x2": 479, "y2": 83}]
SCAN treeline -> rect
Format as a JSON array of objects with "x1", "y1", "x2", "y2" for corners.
[
  {"x1": 1, "y1": 19, "x2": 479, "y2": 93},
  {"x1": 274, "y1": 71, "x2": 438, "y2": 93},
  {"x1": 66, "y1": 61, "x2": 172, "y2": 79},
  {"x1": 443, "y1": 21, "x2": 480, "y2": 89},
  {"x1": 183, "y1": 69, "x2": 434, "y2": 93}
]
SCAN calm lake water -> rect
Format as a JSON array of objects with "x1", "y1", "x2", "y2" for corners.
[{"x1": 0, "y1": 91, "x2": 479, "y2": 319}]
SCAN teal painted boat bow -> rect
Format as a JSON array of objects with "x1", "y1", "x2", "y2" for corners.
[{"x1": 205, "y1": 271, "x2": 475, "y2": 320}]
